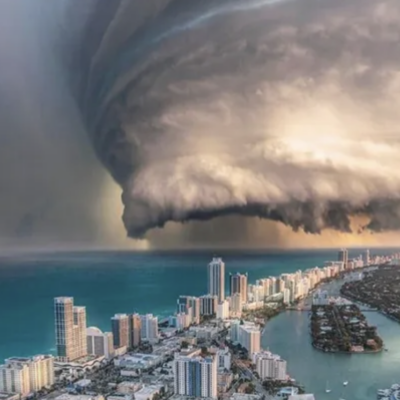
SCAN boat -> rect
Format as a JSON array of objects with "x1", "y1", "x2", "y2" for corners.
[
  {"x1": 326, "y1": 381, "x2": 331, "y2": 393},
  {"x1": 343, "y1": 381, "x2": 349, "y2": 386}
]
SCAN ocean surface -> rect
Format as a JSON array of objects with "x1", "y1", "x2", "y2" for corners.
[{"x1": 0, "y1": 248, "x2": 398, "y2": 400}]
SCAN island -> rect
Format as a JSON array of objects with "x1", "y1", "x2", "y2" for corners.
[
  {"x1": 310, "y1": 304, "x2": 383, "y2": 353},
  {"x1": 341, "y1": 265, "x2": 400, "y2": 323}
]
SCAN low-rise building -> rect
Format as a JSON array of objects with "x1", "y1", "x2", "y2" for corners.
[
  {"x1": 55, "y1": 395, "x2": 104, "y2": 400},
  {"x1": 134, "y1": 385, "x2": 163, "y2": 400},
  {"x1": 217, "y1": 347, "x2": 231, "y2": 370},
  {"x1": 288, "y1": 395, "x2": 315, "y2": 400},
  {"x1": 114, "y1": 354, "x2": 162, "y2": 370},
  {"x1": 217, "y1": 371, "x2": 233, "y2": 393},
  {"x1": 116, "y1": 382, "x2": 142, "y2": 395}
]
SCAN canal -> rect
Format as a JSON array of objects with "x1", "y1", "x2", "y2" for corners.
[{"x1": 262, "y1": 279, "x2": 400, "y2": 400}]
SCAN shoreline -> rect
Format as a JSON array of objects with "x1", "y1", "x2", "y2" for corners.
[{"x1": 311, "y1": 343, "x2": 383, "y2": 354}]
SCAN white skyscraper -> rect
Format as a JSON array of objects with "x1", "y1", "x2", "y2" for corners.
[
  {"x1": 365, "y1": 249, "x2": 370, "y2": 266},
  {"x1": 208, "y1": 258, "x2": 225, "y2": 302},
  {"x1": 140, "y1": 314, "x2": 159, "y2": 342},
  {"x1": 54, "y1": 297, "x2": 87, "y2": 361},
  {"x1": 174, "y1": 354, "x2": 217, "y2": 399},
  {"x1": 338, "y1": 248, "x2": 349, "y2": 269},
  {"x1": 87, "y1": 327, "x2": 115, "y2": 359}
]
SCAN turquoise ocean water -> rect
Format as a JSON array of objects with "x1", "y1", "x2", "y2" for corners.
[{"x1": 0, "y1": 249, "x2": 398, "y2": 399}]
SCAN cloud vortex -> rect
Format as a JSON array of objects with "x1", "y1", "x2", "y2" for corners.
[{"x1": 74, "y1": 0, "x2": 400, "y2": 238}]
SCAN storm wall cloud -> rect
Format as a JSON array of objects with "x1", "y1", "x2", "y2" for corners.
[{"x1": 76, "y1": 0, "x2": 400, "y2": 238}]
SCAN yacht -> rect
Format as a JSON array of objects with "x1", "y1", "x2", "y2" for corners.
[
  {"x1": 325, "y1": 381, "x2": 331, "y2": 393},
  {"x1": 343, "y1": 381, "x2": 349, "y2": 386}
]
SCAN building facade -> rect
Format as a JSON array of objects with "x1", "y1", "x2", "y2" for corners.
[
  {"x1": 174, "y1": 354, "x2": 217, "y2": 399},
  {"x1": 129, "y1": 314, "x2": 141, "y2": 348},
  {"x1": 230, "y1": 273, "x2": 248, "y2": 304},
  {"x1": 199, "y1": 295, "x2": 218, "y2": 316},
  {"x1": 0, "y1": 355, "x2": 54, "y2": 395},
  {"x1": 111, "y1": 314, "x2": 130, "y2": 349},
  {"x1": 338, "y1": 248, "x2": 349, "y2": 269},
  {"x1": 253, "y1": 351, "x2": 287, "y2": 381},
  {"x1": 87, "y1": 327, "x2": 114, "y2": 359},
  {"x1": 54, "y1": 297, "x2": 87, "y2": 361},
  {"x1": 208, "y1": 258, "x2": 225, "y2": 302},
  {"x1": 177, "y1": 296, "x2": 200, "y2": 325},
  {"x1": 140, "y1": 314, "x2": 159, "y2": 342}
]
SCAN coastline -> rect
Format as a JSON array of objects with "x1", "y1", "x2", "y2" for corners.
[{"x1": 311, "y1": 343, "x2": 383, "y2": 354}]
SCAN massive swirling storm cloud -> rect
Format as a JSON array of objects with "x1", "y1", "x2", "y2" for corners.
[{"x1": 73, "y1": 0, "x2": 400, "y2": 239}]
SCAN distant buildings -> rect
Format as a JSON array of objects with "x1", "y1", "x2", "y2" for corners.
[
  {"x1": 86, "y1": 327, "x2": 114, "y2": 359},
  {"x1": 0, "y1": 355, "x2": 54, "y2": 395},
  {"x1": 129, "y1": 314, "x2": 141, "y2": 348},
  {"x1": 208, "y1": 258, "x2": 225, "y2": 302},
  {"x1": 364, "y1": 249, "x2": 370, "y2": 266},
  {"x1": 174, "y1": 353, "x2": 217, "y2": 398},
  {"x1": 177, "y1": 296, "x2": 200, "y2": 325},
  {"x1": 253, "y1": 351, "x2": 287, "y2": 380},
  {"x1": 217, "y1": 300, "x2": 230, "y2": 320},
  {"x1": 200, "y1": 294, "x2": 218, "y2": 316},
  {"x1": 217, "y1": 347, "x2": 231, "y2": 370},
  {"x1": 111, "y1": 314, "x2": 130, "y2": 349},
  {"x1": 230, "y1": 293, "x2": 243, "y2": 317},
  {"x1": 230, "y1": 321, "x2": 261, "y2": 358},
  {"x1": 54, "y1": 297, "x2": 87, "y2": 361},
  {"x1": 338, "y1": 248, "x2": 349, "y2": 269},
  {"x1": 140, "y1": 314, "x2": 159, "y2": 342},
  {"x1": 230, "y1": 273, "x2": 248, "y2": 304}
]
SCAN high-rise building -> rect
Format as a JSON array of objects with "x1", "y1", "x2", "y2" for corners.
[
  {"x1": 111, "y1": 314, "x2": 130, "y2": 348},
  {"x1": 208, "y1": 258, "x2": 225, "y2": 302},
  {"x1": 229, "y1": 273, "x2": 248, "y2": 304},
  {"x1": 199, "y1": 295, "x2": 218, "y2": 316},
  {"x1": 87, "y1": 327, "x2": 114, "y2": 359},
  {"x1": 238, "y1": 324, "x2": 261, "y2": 358},
  {"x1": 230, "y1": 293, "x2": 243, "y2": 317},
  {"x1": 365, "y1": 249, "x2": 370, "y2": 266},
  {"x1": 253, "y1": 351, "x2": 287, "y2": 381},
  {"x1": 0, "y1": 355, "x2": 54, "y2": 395},
  {"x1": 338, "y1": 248, "x2": 349, "y2": 269},
  {"x1": 216, "y1": 300, "x2": 230, "y2": 320},
  {"x1": 177, "y1": 296, "x2": 200, "y2": 325},
  {"x1": 174, "y1": 354, "x2": 217, "y2": 398},
  {"x1": 54, "y1": 297, "x2": 87, "y2": 361},
  {"x1": 140, "y1": 314, "x2": 159, "y2": 342},
  {"x1": 129, "y1": 313, "x2": 141, "y2": 348},
  {"x1": 73, "y1": 306, "x2": 88, "y2": 358}
]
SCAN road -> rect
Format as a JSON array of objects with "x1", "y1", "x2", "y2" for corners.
[{"x1": 233, "y1": 356, "x2": 274, "y2": 400}]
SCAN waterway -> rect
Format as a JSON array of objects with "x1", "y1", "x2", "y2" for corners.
[{"x1": 262, "y1": 278, "x2": 400, "y2": 400}]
